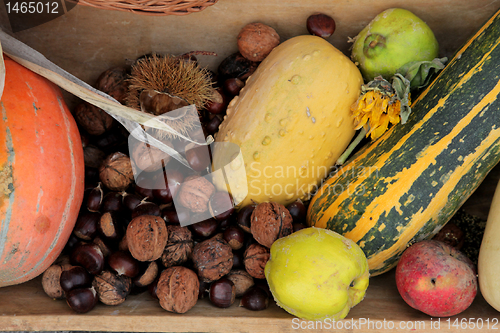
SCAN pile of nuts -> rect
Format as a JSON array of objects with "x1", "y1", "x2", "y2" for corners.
[{"x1": 42, "y1": 15, "x2": 336, "y2": 314}]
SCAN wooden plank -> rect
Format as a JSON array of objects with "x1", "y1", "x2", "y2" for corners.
[{"x1": 0, "y1": 270, "x2": 498, "y2": 332}]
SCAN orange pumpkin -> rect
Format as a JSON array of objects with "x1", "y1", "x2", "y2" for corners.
[{"x1": 0, "y1": 56, "x2": 85, "y2": 287}]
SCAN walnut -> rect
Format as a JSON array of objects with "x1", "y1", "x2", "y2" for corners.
[
  {"x1": 95, "y1": 66, "x2": 129, "y2": 104},
  {"x1": 156, "y1": 266, "x2": 199, "y2": 314},
  {"x1": 74, "y1": 102, "x2": 114, "y2": 136},
  {"x1": 250, "y1": 202, "x2": 293, "y2": 248},
  {"x1": 130, "y1": 139, "x2": 173, "y2": 173},
  {"x1": 244, "y1": 243, "x2": 270, "y2": 279},
  {"x1": 432, "y1": 222, "x2": 465, "y2": 250},
  {"x1": 178, "y1": 175, "x2": 215, "y2": 213},
  {"x1": 161, "y1": 225, "x2": 194, "y2": 268},
  {"x1": 226, "y1": 269, "x2": 254, "y2": 298},
  {"x1": 99, "y1": 152, "x2": 134, "y2": 191},
  {"x1": 237, "y1": 23, "x2": 280, "y2": 62},
  {"x1": 126, "y1": 215, "x2": 168, "y2": 261},
  {"x1": 192, "y1": 234, "x2": 233, "y2": 282},
  {"x1": 92, "y1": 270, "x2": 132, "y2": 305}
]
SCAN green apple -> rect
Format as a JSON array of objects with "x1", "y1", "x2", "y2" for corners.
[
  {"x1": 351, "y1": 8, "x2": 439, "y2": 81},
  {"x1": 264, "y1": 227, "x2": 369, "y2": 321}
]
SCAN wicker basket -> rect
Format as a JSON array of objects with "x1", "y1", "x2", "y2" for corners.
[{"x1": 72, "y1": 0, "x2": 219, "y2": 16}]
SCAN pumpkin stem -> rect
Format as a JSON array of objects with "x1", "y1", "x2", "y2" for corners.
[{"x1": 335, "y1": 127, "x2": 366, "y2": 166}]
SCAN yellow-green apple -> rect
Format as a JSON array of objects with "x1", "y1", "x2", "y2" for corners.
[
  {"x1": 395, "y1": 239, "x2": 477, "y2": 317},
  {"x1": 351, "y1": 8, "x2": 439, "y2": 81},
  {"x1": 264, "y1": 227, "x2": 369, "y2": 321}
]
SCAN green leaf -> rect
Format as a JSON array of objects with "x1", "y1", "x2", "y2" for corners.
[
  {"x1": 390, "y1": 73, "x2": 412, "y2": 124},
  {"x1": 397, "y1": 57, "x2": 448, "y2": 89}
]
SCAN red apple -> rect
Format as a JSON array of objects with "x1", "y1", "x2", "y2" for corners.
[{"x1": 395, "y1": 239, "x2": 477, "y2": 317}]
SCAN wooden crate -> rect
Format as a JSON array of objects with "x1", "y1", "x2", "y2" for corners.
[{"x1": 1, "y1": 1, "x2": 500, "y2": 331}]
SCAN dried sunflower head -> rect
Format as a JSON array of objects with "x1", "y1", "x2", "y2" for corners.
[{"x1": 350, "y1": 75, "x2": 411, "y2": 140}]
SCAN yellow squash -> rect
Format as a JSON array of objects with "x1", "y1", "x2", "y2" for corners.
[
  {"x1": 478, "y1": 179, "x2": 500, "y2": 312},
  {"x1": 211, "y1": 35, "x2": 363, "y2": 208}
]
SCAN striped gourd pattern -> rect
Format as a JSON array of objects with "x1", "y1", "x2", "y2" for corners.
[{"x1": 307, "y1": 9, "x2": 500, "y2": 276}]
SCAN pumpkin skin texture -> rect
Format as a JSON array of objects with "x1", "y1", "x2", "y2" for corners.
[
  {"x1": 307, "y1": 10, "x2": 500, "y2": 276},
  {"x1": 0, "y1": 57, "x2": 85, "y2": 287},
  {"x1": 212, "y1": 35, "x2": 363, "y2": 208}
]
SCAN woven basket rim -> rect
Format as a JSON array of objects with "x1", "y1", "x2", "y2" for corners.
[{"x1": 67, "y1": 0, "x2": 218, "y2": 16}]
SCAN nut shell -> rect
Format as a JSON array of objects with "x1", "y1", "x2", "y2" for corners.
[
  {"x1": 74, "y1": 102, "x2": 114, "y2": 136},
  {"x1": 99, "y1": 152, "x2": 134, "y2": 191},
  {"x1": 92, "y1": 270, "x2": 132, "y2": 306},
  {"x1": 178, "y1": 175, "x2": 215, "y2": 213},
  {"x1": 126, "y1": 215, "x2": 169, "y2": 261},
  {"x1": 192, "y1": 234, "x2": 233, "y2": 282},
  {"x1": 130, "y1": 140, "x2": 173, "y2": 173},
  {"x1": 226, "y1": 269, "x2": 254, "y2": 298},
  {"x1": 237, "y1": 23, "x2": 280, "y2": 62},
  {"x1": 95, "y1": 66, "x2": 129, "y2": 104},
  {"x1": 244, "y1": 243, "x2": 270, "y2": 279},
  {"x1": 42, "y1": 264, "x2": 66, "y2": 299},
  {"x1": 250, "y1": 202, "x2": 293, "y2": 248},
  {"x1": 156, "y1": 266, "x2": 199, "y2": 314},
  {"x1": 161, "y1": 225, "x2": 194, "y2": 268}
]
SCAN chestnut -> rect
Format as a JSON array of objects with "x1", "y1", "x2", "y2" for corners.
[
  {"x1": 209, "y1": 191, "x2": 234, "y2": 221},
  {"x1": 223, "y1": 225, "x2": 245, "y2": 250},
  {"x1": 122, "y1": 192, "x2": 143, "y2": 212},
  {"x1": 293, "y1": 222, "x2": 307, "y2": 232},
  {"x1": 240, "y1": 286, "x2": 269, "y2": 311},
  {"x1": 73, "y1": 211, "x2": 101, "y2": 241},
  {"x1": 161, "y1": 206, "x2": 189, "y2": 226},
  {"x1": 101, "y1": 191, "x2": 124, "y2": 213},
  {"x1": 152, "y1": 170, "x2": 184, "y2": 204},
  {"x1": 232, "y1": 250, "x2": 244, "y2": 269},
  {"x1": 223, "y1": 78, "x2": 245, "y2": 97},
  {"x1": 306, "y1": 13, "x2": 336, "y2": 38},
  {"x1": 70, "y1": 243, "x2": 105, "y2": 275},
  {"x1": 190, "y1": 217, "x2": 219, "y2": 239},
  {"x1": 236, "y1": 204, "x2": 255, "y2": 233},
  {"x1": 286, "y1": 199, "x2": 307, "y2": 224},
  {"x1": 204, "y1": 114, "x2": 223, "y2": 136},
  {"x1": 86, "y1": 183, "x2": 103, "y2": 212},
  {"x1": 108, "y1": 251, "x2": 140, "y2": 278},
  {"x1": 133, "y1": 261, "x2": 159, "y2": 288},
  {"x1": 98, "y1": 211, "x2": 124, "y2": 242},
  {"x1": 205, "y1": 88, "x2": 228, "y2": 115},
  {"x1": 66, "y1": 287, "x2": 98, "y2": 314},
  {"x1": 60, "y1": 266, "x2": 93, "y2": 292},
  {"x1": 185, "y1": 145, "x2": 212, "y2": 172},
  {"x1": 131, "y1": 200, "x2": 161, "y2": 219},
  {"x1": 209, "y1": 277, "x2": 236, "y2": 308}
]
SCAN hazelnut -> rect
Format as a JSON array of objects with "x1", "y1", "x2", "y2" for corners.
[
  {"x1": 42, "y1": 264, "x2": 67, "y2": 299},
  {"x1": 161, "y1": 225, "x2": 194, "y2": 268},
  {"x1": 92, "y1": 270, "x2": 132, "y2": 306},
  {"x1": 156, "y1": 266, "x2": 199, "y2": 314},
  {"x1": 130, "y1": 140, "x2": 173, "y2": 173},
  {"x1": 177, "y1": 175, "x2": 215, "y2": 213},
  {"x1": 74, "y1": 102, "x2": 114, "y2": 136},
  {"x1": 95, "y1": 66, "x2": 129, "y2": 104},
  {"x1": 250, "y1": 202, "x2": 293, "y2": 248},
  {"x1": 237, "y1": 23, "x2": 280, "y2": 62},
  {"x1": 99, "y1": 152, "x2": 134, "y2": 191},
  {"x1": 126, "y1": 215, "x2": 168, "y2": 261},
  {"x1": 244, "y1": 244, "x2": 270, "y2": 279},
  {"x1": 226, "y1": 269, "x2": 254, "y2": 298},
  {"x1": 192, "y1": 234, "x2": 233, "y2": 282}
]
